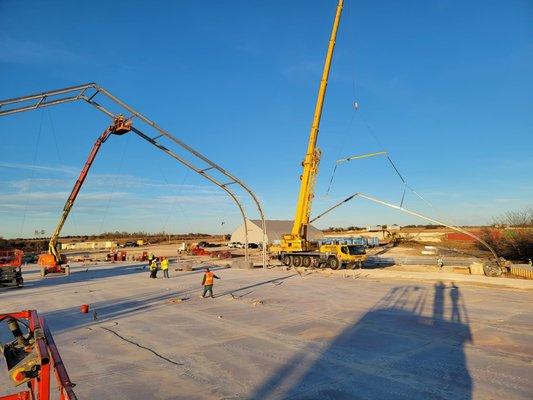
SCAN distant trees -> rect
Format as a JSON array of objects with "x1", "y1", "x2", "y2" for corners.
[
  {"x1": 0, "y1": 232, "x2": 218, "y2": 252},
  {"x1": 325, "y1": 226, "x2": 363, "y2": 232},
  {"x1": 479, "y1": 207, "x2": 533, "y2": 262},
  {"x1": 403, "y1": 224, "x2": 441, "y2": 229},
  {"x1": 0, "y1": 238, "x2": 48, "y2": 253}
]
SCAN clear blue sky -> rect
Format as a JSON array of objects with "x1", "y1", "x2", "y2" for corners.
[{"x1": 0, "y1": 0, "x2": 531, "y2": 238}]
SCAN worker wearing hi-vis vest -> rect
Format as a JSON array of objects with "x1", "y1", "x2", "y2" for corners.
[
  {"x1": 161, "y1": 257, "x2": 169, "y2": 278},
  {"x1": 201, "y1": 267, "x2": 220, "y2": 298},
  {"x1": 149, "y1": 259, "x2": 158, "y2": 279}
]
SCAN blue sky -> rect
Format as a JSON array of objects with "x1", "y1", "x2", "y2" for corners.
[{"x1": 0, "y1": 0, "x2": 532, "y2": 238}]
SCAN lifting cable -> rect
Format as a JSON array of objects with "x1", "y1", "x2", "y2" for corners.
[
  {"x1": 47, "y1": 109, "x2": 81, "y2": 236},
  {"x1": 325, "y1": 0, "x2": 453, "y2": 225},
  {"x1": 157, "y1": 159, "x2": 193, "y2": 235},
  {"x1": 20, "y1": 110, "x2": 45, "y2": 236},
  {"x1": 326, "y1": 0, "x2": 358, "y2": 197},
  {"x1": 98, "y1": 137, "x2": 127, "y2": 234},
  {"x1": 329, "y1": 101, "x2": 449, "y2": 220}
]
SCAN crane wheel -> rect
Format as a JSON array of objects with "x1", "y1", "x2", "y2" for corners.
[
  {"x1": 282, "y1": 255, "x2": 291, "y2": 266},
  {"x1": 327, "y1": 256, "x2": 340, "y2": 270},
  {"x1": 302, "y1": 256, "x2": 312, "y2": 268},
  {"x1": 292, "y1": 256, "x2": 302, "y2": 267}
]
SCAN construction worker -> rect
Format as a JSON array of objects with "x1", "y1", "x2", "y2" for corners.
[
  {"x1": 148, "y1": 252, "x2": 155, "y2": 266},
  {"x1": 149, "y1": 259, "x2": 158, "y2": 279},
  {"x1": 201, "y1": 267, "x2": 220, "y2": 298},
  {"x1": 161, "y1": 257, "x2": 169, "y2": 278}
]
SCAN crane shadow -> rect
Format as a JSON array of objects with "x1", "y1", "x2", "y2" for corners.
[{"x1": 250, "y1": 281, "x2": 472, "y2": 399}]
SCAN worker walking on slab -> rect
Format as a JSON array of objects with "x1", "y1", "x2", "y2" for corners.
[
  {"x1": 149, "y1": 259, "x2": 158, "y2": 279},
  {"x1": 201, "y1": 267, "x2": 220, "y2": 298},
  {"x1": 161, "y1": 257, "x2": 169, "y2": 278}
]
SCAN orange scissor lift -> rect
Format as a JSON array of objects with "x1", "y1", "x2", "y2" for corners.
[
  {"x1": 0, "y1": 250, "x2": 24, "y2": 287},
  {"x1": 0, "y1": 310, "x2": 77, "y2": 400}
]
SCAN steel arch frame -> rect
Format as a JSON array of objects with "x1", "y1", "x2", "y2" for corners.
[{"x1": 0, "y1": 83, "x2": 267, "y2": 266}]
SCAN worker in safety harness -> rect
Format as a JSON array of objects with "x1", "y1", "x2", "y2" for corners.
[
  {"x1": 161, "y1": 257, "x2": 169, "y2": 278},
  {"x1": 201, "y1": 267, "x2": 220, "y2": 298},
  {"x1": 149, "y1": 259, "x2": 158, "y2": 279}
]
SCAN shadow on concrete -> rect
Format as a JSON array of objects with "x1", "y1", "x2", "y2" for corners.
[
  {"x1": 42, "y1": 272, "x2": 296, "y2": 334},
  {"x1": 21, "y1": 263, "x2": 150, "y2": 290},
  {"x1": 214, "y1": 274, "x2": 298, "y2": 299},
  {"x1": 0, "y1": 264, "x2": 150, "y2": 295},
  {"x1": 43, "y1": 288, "x2": 192, "y2": 334},
  {"x1": 250, "y1": 281, "x2": 472, "y2": 399}
]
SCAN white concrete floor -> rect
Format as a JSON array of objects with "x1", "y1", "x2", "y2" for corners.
[{"x1": 1, "y1": 261, "x2": 532, "y2": 399}]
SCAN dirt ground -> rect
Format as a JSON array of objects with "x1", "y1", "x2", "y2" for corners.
[{"x1": 1, "y1": 259, "x2": 532, "y2": 399}]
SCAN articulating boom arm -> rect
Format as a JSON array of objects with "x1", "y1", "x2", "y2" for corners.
[
  {"x1": 285, "y1": 0, "x2": 344, "y2": 249},
  {"x1": 48, "y1": 116, "x2": 131, "y2": 264}
]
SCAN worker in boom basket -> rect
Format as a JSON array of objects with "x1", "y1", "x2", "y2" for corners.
[{"x1": 201, "y1": 267, "x2": 220, "y2": 298}]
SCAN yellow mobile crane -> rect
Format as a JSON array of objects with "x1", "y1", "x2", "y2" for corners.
[{"x1": 271, "y1": 0, "x2": 367, "y2": 270}]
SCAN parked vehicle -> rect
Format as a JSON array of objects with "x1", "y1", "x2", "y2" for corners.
[{"x1": 228, "y1": 242, "x2": 244, "y2": 248}]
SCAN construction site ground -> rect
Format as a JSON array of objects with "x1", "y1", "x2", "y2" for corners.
[{"x1": 1, "y1": 255, "x2": 532, "y2": 400}]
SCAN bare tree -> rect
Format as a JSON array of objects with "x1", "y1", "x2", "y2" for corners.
[{"x1": 492, "y1": 207, "x2": 533, "y2": 227}]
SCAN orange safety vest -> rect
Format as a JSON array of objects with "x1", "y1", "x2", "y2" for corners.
[{"x1": 204, "y1": 271, "x2": 214, "y2": 285}]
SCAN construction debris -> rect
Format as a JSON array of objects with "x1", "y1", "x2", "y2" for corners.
[{"x1": 168, "y1": 297, "x2": 190, "y2": 303}]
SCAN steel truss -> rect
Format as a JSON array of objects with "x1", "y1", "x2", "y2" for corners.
[{"x1": 0, "y1": 83, "x2": 267, "y2": 266}]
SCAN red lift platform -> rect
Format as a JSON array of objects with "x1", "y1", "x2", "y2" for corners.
[{"x1": 0, "y1": 310, "x2": 77, "y2": 400}]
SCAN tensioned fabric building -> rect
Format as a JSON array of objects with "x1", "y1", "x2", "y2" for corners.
[{"x1": 230, "y1": 219, "x2": 324, "y2": 245}]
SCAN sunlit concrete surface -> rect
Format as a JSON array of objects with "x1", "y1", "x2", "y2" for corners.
[{"x1": 1, "y1": 262, "x2": 532, "y2": 399}]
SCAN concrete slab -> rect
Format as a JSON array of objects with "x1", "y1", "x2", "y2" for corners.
[{"x1": 1, "y1": 262, "x2": 532, "y2": 399}]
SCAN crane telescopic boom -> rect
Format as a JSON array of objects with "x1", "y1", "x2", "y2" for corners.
[{"x1": 281, "y1": 0, "x2": 344, "y2": 252}]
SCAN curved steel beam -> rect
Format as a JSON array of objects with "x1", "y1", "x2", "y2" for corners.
[
  {"x1": 311, "y1": 191, "x2": 500, "y2": 260},
  {"x1": 0, "y1": 83, "x2": 267, "y2": 265}
]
